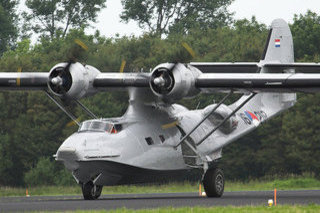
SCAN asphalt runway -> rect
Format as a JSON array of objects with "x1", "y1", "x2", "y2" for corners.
[{"x1": 1, "y1": 190, "x2": 320, "y2": 212}]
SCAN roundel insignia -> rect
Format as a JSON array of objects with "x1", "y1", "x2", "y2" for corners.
[
  {"x1": 244, "y1": 111, "x2": 259, "y2": 121},
  {"x1": 244, "y1": 110, "x2": 260, "y2": 126}
]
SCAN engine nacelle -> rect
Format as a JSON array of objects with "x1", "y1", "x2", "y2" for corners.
[
  {"x1": 48, "y1": 62, "x2": 100, "y2": 100},
  {"x1": 150, "y1": 63, "x2": 201, "y2": 102},
  {"x1": 202, "y1": 104, "x2": 239, "y2": 134}
]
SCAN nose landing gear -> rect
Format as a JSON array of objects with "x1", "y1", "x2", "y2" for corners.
[
  {"x1": 82, "y1": 181, "x2": 103, "y2": 200},
  {"x1": 203, "y1": 167, "x2": 225, "y2": 197}
]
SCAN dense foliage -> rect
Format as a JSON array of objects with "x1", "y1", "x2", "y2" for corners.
[
  {"x1": 120, "y1": 0, "x2": 234, "y2": 36},
  {"x1": 23, "y1": 0, "x2": 107, "y2": 39},
  {"x1": 1, "y1": 8, "x2": 320, "y2": 186},
  {"x1": 0, "y1": 0, "x2": 18, "y2": 54}
]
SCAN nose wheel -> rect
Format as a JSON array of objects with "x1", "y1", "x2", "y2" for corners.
[
  {"x1": 203, "y1": 167, "x2": 224, "y2": 197},
  {"x1": 82, "y1": 181, "x2": 103, "y2": 200}
]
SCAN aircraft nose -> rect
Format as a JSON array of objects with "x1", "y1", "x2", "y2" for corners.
[
  {"x1": 55, "y1": 134, "x2": 83, "y2": 171},
  {"x1": 56, "y1": 146, "x2": 77, "y2": 160},
  {"x1": 55, "y1": 146, "x2": 81, "y2": 170}
]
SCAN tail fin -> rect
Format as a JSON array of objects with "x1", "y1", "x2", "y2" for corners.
[
  {"x1": 259, "y1": 19, "x2": 297, "y2": 111},
  {"x1": 231, "y1": 19, "x2": 296, "y2": 124},
  {"x1": 261, "y1": 19, "x2": 294, "y2": 64}
]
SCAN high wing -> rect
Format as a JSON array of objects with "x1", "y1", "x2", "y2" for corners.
[
  {"x1": 2, "y1": 62, "x2": 320, "y2": 99},
  {"x1": 93, "y1": 63, "x2": 320, "y2": 94},
  {"x1": 0, "y1": 71, "x2": 150, "y2": 90},
  {"x1": 0, "y1": 63, "x2": 152, "y2": 101},
  {"x1": 93, "y1": 73, "x2": 150, "y2": 88},
  {"x1": 195, "y1": 63, "x2": 320, "y2": 93},
  {"x1": 0, "y1": 73, "x2": 48, "y2": 90}
]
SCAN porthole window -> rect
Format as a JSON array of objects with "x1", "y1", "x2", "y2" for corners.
[
  {"x1": 159, "y1": 135, "x2": 165, "y2": 143},
  {"x1": 145, "y1": 137, "x2": 154, "y2": 145}
]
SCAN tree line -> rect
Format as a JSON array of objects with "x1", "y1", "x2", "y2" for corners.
[{"x1": 0, "y1": 0, "x2": 320, "y2": 186}]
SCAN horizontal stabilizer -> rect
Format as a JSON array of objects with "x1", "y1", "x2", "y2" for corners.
[
  {"x1": 190, "y1": 62, "x2": 259, "y2": 73},
  {"x1": 196, "y1": 73, "x2": 320, "y2": 93},
  {"x1": 264, "y1": 63, "x2": 320, "y2": 73},
  {"x1": 191, "y1": 62, "x2": 320, "y2": 74}
]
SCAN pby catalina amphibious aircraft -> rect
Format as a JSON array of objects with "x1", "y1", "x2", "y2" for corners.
[{"x1": 2, "y1": 19, "x2": 320, "y2": 200}]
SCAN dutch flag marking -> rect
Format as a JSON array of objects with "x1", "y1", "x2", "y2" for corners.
[{"x1": 275, "y1": 39, "x2": 281, "y2": 47}]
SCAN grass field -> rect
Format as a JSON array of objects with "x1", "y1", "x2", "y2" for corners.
[
  {"x1": 46, "y1": 205, "x2": 320, "y2": 213},
  {"x1": 1, "y1": 177, "x2": 320, "y2": 197}
]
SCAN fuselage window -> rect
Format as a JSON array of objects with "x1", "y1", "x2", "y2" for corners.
[
  {"x1": 111, "y1": 126, "x2": 117, "y2": 134},
  {"x1": 114, "y1": 124, "x2": 123, "y2": 132},
  {"x1": 159, "y1": 135, "x2": 165, "y2": 143},
  {"x1": 145, "y1": 137, "x2": 154, "y2": 145}
]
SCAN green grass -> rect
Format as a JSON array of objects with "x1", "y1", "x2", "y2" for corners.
[
  {"x1": 226, "y1": 177, "x2": 320, "y2": 191},
  {"x1": 1, "y1": 177, "x2": 320, "y2": 197},
  {"x1": 46, "y1": 205, "x2": 320, "y2": 213}
]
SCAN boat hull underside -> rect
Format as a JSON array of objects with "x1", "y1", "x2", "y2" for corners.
[{"x1": 72, "y1": 160, "x2": 201, "y2": 186}]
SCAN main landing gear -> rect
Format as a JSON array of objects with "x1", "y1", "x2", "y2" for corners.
[
  {"x1": 82, "y1": 181, "x2": 103, "y2": 200},
  {"x1": 203, "y1": 167, "x2": 225, "y2": 197}
]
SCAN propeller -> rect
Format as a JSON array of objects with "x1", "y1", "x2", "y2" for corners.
[
  {"x1": 49, "y1": 39, "x2": 89, "y2": 96},
  {"x1": 151, "y1": 42, "x2": 197, "y2": 94},
  {"x1": 150, "y1": 65, "x2": 175, "y2": 95}
]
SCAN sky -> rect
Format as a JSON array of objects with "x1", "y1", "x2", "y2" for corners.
[
  {"x1": 86, "y1": 0, "x2": 320, "y2": 38},
  {"x1": 85, "y1": 0, "x2": 320, "y2": 38},
  {"x1": 18, "y1": 0, "x2": 320, "y2": 39}
]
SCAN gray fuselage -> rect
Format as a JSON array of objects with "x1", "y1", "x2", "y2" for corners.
[{"x1": 56, "y1": 103, "x2": 208, "y2": 185}]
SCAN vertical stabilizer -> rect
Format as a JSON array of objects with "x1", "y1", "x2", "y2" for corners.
[
  {"x1": 231, "y1": 19, "x2": 296, "y2": 133},
  {"x1": 261, "y1": 19, "x2": 294, "y2": 64},
  {"x1": 259, "y1": 19, "x2": 296, "y2": 112}
]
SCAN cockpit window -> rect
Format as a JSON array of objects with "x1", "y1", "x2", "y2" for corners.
[{"x1": 78, "y1": 121, "x2": 122, "y2": 133}]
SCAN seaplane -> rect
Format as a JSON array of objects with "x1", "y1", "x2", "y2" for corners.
[{"x1": 1, "y1": 19, "x2": 320, "y2": 199}]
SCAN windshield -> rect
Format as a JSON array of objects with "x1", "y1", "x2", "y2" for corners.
[{"x1": 78, "y1": 121, "x2": 113, "y2": 132}]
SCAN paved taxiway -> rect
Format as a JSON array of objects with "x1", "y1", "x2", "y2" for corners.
[{"x1": 1, "y1": 190, "x2": 320, "y2": 212}]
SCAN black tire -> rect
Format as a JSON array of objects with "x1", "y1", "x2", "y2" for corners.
[
  {"x1": 82, "y1": 181, "x2": 103, "y2": 200},
  {"x1": 203, "y1": 168, "x2": 224, "y2": 197}
]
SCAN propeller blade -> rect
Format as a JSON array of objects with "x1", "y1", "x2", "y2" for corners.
[
  {"x1": 120, "y1": 60, "x2": 126, "y2": 73},
  {"x1": 161, "y1": 120, "x2": 179, "y2": 129},
  {"x1": 66, "y1": 117, "x2": 81, "y2": 127},
  {"x1": 182, "y1": 42, "x2": 196, "y2": 58},
  {"x1": 74, "y1": 39, "x2": 88, "y2": 51},
  {"x1": 16, "y1": 67, "x2": 22, "y2": 87}
]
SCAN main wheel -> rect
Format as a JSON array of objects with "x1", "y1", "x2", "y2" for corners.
[
  {"x1": 82, "y1": 181, "x2": 103, "y2": 200},
  {"x1": 203, "y1": 168, "x2": 224, "y2": 197}
]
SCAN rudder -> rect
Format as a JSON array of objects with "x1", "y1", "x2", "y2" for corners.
[{"x1": 261, "y1": 19, "x2": 294, "y2": 64}]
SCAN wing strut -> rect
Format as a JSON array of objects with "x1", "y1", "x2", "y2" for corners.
[
  {"x1": 196, "y1": 93, "x2": 257, "y2": 146},
  {"x1": 75, "y1": 100, "x2": 98, "y2": 119},
  {"x1": 45, "y1": 91, "x2": 80, "y2": 126},
  {"x1": 174, "y1": 91, "x2": 233, "y2": 148}
]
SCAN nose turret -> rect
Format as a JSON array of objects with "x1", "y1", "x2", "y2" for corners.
[
  {"x1": 55, "y1": 129, "x2": 123, "y2": 171},
  {"x1": 55, "y1": 133, "x2": 84, "y2": 170}
]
